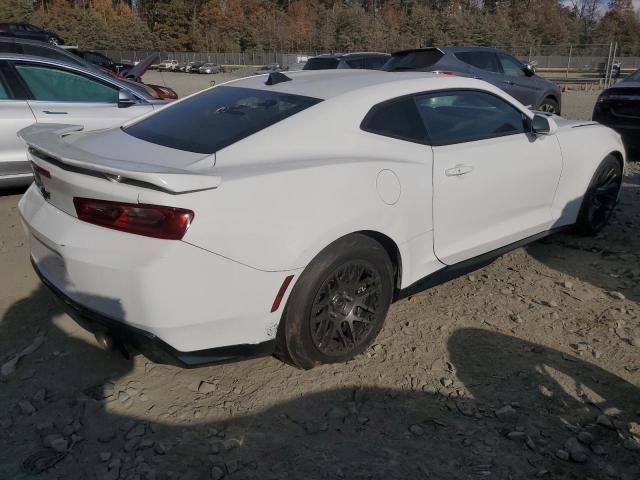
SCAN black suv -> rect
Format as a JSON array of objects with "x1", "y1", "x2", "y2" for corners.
[
  {"x1": 0, "y1": 22, "x2": 64, "y2": 45},
  {"x1": 383, "y1": 47, "x2": 562, "y2": 114},
  {"x1": 304, "y1": 52, "x2": 390, "y2": 71}
]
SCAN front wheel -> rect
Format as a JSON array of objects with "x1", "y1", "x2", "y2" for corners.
[
  {"x1": 277, "y1": 234, "x2": 394, "y2": 369},
  {"x1": 574, "y1": 154, "x2": 623, "y2": 235},
  {"x1": 538, "y1": 97, "x2": 560, "y2": 115}
]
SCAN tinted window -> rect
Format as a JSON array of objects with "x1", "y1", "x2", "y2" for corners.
[
  {"x1": 455, "y1": 51, "x2": 501, "y2": 74},
  {"x1": 415, "y1": 90, "x2": 526, "y2": 145},
  {"x1": 361, "y1": 97, "x2": 427, "y2": 143},
  {"x1": 0, "y1": 40, "x2": 20, "y2": 53},
  {"x1": 0, "y1": 73, "x2": 9, "y2": 99},
  {"x1": 382, "y1": 50, "x2": 443, "y2": 71},
  {"x1": 345, "y1": 58, "x2": 366, "y2": 69},
  {"x1": 363, "y1": 57, "x2": 388, "y2": 70},
  {"x1": 303, "y1": 58, "x2": 340, "y2": 70},
  {"x1": 15, "y1": 64, "x2": 118, "y2": 102},
  {"x1": 22, "y1": 44, "x2": 84, "y2": 66},
  {"x1": 125, "y1": 86, "x2": 321, "y2": 154},
  {"x1": 498, "y1": 53, "x2": 525, "y2": 77}
]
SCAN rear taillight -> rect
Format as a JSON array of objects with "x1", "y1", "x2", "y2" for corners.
[
  {"x1": 73, "y1": 197, "x2": 193, "y2": 240},
  {"x1": 433, "y1": 70, "x2": 457, "y2": 76}
]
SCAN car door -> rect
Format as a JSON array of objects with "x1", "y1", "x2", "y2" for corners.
[
  {"x1": 0, "y1": 63, "x2": 35, "y2": 178},
  {"x1": 12, "y1": 62, "x2": 153, "y2": 130},
  {"x1": 414, "y1": 89, "x2": 562, "y2": 265},
  {"x1": 497, "y1": 53, "x2": 540, "y2": 107}
]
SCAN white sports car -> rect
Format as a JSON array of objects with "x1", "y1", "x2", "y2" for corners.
[{"x1": 18, "y1": 70, "x2": 625, "y2": 369}]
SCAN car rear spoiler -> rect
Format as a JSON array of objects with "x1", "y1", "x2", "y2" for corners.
[{"x1": 18, "y1": 124, "x2": 222, "y2": 194}]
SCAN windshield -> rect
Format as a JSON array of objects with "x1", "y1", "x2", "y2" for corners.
[
  {"x1": 124, "y1": 86, "x2": 322, "y2": 154},
  {"x1": 382, "y1": 50, "x2": 444, "y2": 71}
]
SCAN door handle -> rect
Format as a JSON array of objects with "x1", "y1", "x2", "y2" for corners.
[
  {"x1": 42, "y1": 110, "x2": 68, "y2": 114},
  {"x1": 445, "y1": 165, "x2": 474, "y2": 177},
  {"x1": 502, "y1": 80, "x2": 515, "y2": 85}
]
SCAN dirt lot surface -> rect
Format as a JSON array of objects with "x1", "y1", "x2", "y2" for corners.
[{"x1": 1, "y1": 87, "x2": 639, "y2": 480}]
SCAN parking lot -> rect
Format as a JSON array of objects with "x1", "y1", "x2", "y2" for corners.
[{"x1": 1, "y1": 83, "x2": 640, "y2": 480}]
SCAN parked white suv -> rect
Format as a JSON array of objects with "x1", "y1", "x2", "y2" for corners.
[{"x1": 158, "y1": 60, "x2": 178, "y2": 71}]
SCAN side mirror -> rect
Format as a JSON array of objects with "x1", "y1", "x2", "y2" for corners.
[
  {"x1": 118, "y1": 90, "x2": 137, "y2": 108},
  {"x1": 523, "y1": 63, "x2": 535, "y2": 77},
  {"x1": 531, "y1": 113, "x2": 558, "y2": 135}
]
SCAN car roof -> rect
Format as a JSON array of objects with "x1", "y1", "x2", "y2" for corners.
[
  {"x1": 310, "y1": 52, "x2": 390, "y2": 60},
  {"x1": 225, "y1": 69, "x2": 510, "y2": 102},
  {"x1": 392, "y1": 46, "x2": 511, "y2": 55}
]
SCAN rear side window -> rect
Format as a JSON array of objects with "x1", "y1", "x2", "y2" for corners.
[
  {"x1": 345, "y1": 58, "x2": 365, "y2": 69},
  {"x1": 455, "y1": 51, "x2": 501, "y2": 74},
  {"x1": 15, "y1": 64, "x2": 118, "y2": 102},
  {"x1": 414, "y1": 90, "x2": 526, "y2": 145},
  {"x1": 303, "y1": 58, "x2": 340, "y2": 70},
  {"x1": 382, "y1": 50, "x2": 444, "y2": 71},
  {"x1": 361, "y1": 97, "x2": 427, "y2": 143},
  {"x1": 125, "y1": 86, "x2": 322, "y2": 154}
]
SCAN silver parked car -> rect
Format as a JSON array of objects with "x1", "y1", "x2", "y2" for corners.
[{"x1": 0, "y1": 54, "x2": 167, "y2": 188}]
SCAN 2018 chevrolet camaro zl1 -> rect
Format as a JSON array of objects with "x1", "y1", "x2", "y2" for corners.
[{"x1": 18, "y1": 70, "x2": 625, "y2": 369}]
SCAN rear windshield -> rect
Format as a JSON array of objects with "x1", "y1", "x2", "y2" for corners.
[
  {"x1": 382, "y1": 50, "x2": 444, "y2": 71},
  {"x1": 124, "y1": 86, "x2": 321, "y2": 154},
  {"x1": 303, "y1": 57, "x2": 340, "y2": 70}
]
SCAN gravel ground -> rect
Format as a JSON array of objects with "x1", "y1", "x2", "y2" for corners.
[{"x1": 1, "y1": 82, "x2": 639, "y2": 480}]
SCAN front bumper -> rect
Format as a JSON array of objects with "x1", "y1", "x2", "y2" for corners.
[{"x1": 34, "y1": 259, "x2": 275, "y2": 367}]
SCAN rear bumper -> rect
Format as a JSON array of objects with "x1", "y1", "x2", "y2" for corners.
[
  {"x1": 34, "y1": 258, "x2": 275, "y2": 367},
  {"x1": 593, "y1": 111, "x2": 640, "y2": 148},
  {"x1": 19, "y1": 184, "x2": 300, "y2": 356}
]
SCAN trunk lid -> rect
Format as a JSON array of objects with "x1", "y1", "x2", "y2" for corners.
[{"x1": 19, "y1": 124, "x2": 221, "y2": 218}]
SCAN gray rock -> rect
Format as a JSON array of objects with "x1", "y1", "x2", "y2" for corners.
[
  {"x1": 623, "y1": 438, "x2": 640, "y2": 451},
  {"x1": 506, "y1": 431, "x2": 526, "y2": 440},
  {"x1": 100, "y1": 452, "x2": 112, "y2": 462},
  {"x1": 222, "y1": 438, "x2": 241, "y2": 451},
  {"x1": 555, "y1": 449, "x2": 570, "y2": 461},
  {"x1": 409, "y1": 424, "x2": 424, "y2": 436},
  {"x1": 562, "y1": 280, "x2": 574, "y2": 289},
  {"x1": 591, "y1": 444, "x2": 607, "y2": 456},
  {"x1": 609, "y1": 291, "x2": 626, "y2": 300},
  {"x1": 440, "y1": 378, "x2": 453, "y2": 388},
  {"x1": 18, "y1": 400, "x2": 36, "y2": 415},
  {"x1": 44, "y1": 434, "x2": 68, "y2": 452},
  {"x1": 495, "y1": 405, "x2": 517, "y2": 421},
  {"x1": 153, "y1": 442, "x2": 167, "y2": 455},
  {"x1": 565, "y1": 437, "x2": 588, "y2": 463},
  {"x1": 198, "y1": 382, "x2": 217, "y2": 394},
  {"x1": 577, "y1": 431, "x2": 594, "y2": 445},
  {"x1": 210, "y1": 466, "x2": 225, "y2": 480},
  {"x1": 226, "y1": 460, "x2": 239, "y2": 474},
  {"x1": 33, "y1": 389, "x2": 47, "y2": 403},
  {"x1": 597, "y1": 414, "x2": 615, "y2": 429},
  {"x1": 124, "y1": 437, "x2": 141, "y2": 452},
  {"x1": 631, "y1": 337, "x2": 640, "y2": 348},
  {"x1": 126, "y1": 423, "x2": 146, "y2": 440}
]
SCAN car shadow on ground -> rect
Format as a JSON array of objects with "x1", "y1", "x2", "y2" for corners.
[
  {"x1": 527, "y1": 167, "x2": 640, "y2": 304},
  {"x1": 1, "y1": 277, "x2": 639, "y2": 479}
]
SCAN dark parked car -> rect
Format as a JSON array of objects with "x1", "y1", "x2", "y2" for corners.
[
  {"x1": 0, "y1": 22, "x2": 63, "y2": 45},
  {"x1": 0, "y1": 37, "x2": 177, "y2": 100},
  {"x1": 188, "y1": 61, "x2": 205, "y2": 73},
  {"x1": 303, "y1": 52, "x2": 390, "y2": 71},
  {"x1": 382, "y1": 47, "x2": 562, "y2": 114},
  {"x1": 593, "y1": 68, "x2": 640, "y2": 152},
  {"x1": 64, "y1": 47, "x2": 132, "y2": 75},
  {"x1": 198, "y1": 62, "x2": 220, "y2": 74}
]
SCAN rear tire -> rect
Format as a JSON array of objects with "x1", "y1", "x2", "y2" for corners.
[
  {"x1": 574, "y1": 154, "x2": 622, "y2": 236},
  {"x1": 277, "y1": 234, "x2": 394, "y2": 369},
  {"x1": 539, "y1": 97, "x2": 560, "y2": 115}
]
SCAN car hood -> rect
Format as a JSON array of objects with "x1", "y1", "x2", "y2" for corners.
[{"x1": 125, "y1": 52, "x2": 160, "y2": 80}]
